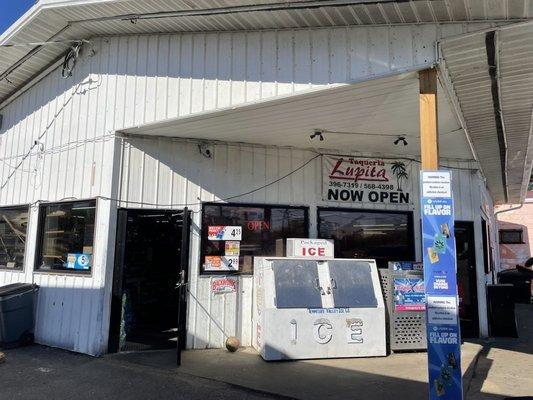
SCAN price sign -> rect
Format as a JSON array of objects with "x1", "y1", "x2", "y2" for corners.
[
  {"x1": 207, "y1": 226, "x2": 242, "y2": 241},
  {"x1": 204, "y1": 256, "x2": 239, "y2": 272}
]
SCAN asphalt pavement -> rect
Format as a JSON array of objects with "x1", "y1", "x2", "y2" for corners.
[
  {"x1": 0, "y1": 345, "x2": 290, "y2": 400},
  {"x1": 1, "y1": 305, "x2": 532, "y2": 400}
]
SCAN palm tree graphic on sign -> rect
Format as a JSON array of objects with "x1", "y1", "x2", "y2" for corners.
[{"x1": 391, "y1": 161, "x2": 409, "y2": 191}]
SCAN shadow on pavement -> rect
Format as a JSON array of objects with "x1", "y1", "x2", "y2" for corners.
[{"x1": 1, "y1": 305, "x2": 531, "y2": 400}]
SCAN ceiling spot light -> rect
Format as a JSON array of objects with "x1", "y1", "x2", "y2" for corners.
[
  {"x1": 394, "y1": 136, "x2": 408, "y2": 146},
  {"x1": 310, "y1": 129, "x2": 324, "y2": 141}
]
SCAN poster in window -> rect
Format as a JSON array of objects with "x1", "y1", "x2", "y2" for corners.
[
  {"x1": 393, "y1": 278, "x2": 425, "y2": 312},
  {"x1": 207, "y1": 226, "x2": 242, "y2": 241},
  {"x1": 204, "y1": 255, "x2": 239, "y2": 272},
  {"x1": 323, "y1": 155, "x2": 413, "y2": 205},
  {"x1": 67, "y1": 253, "x2": 92, "y2": 271}
]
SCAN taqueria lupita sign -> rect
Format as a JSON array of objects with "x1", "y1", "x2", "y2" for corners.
[{"x1": 323, "y1": 155, "x2": 413, "y2": 205}]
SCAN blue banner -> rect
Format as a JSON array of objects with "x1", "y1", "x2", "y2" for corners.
[{"x1": 421, "y1": 171, "x2": 463, "y2": 400}]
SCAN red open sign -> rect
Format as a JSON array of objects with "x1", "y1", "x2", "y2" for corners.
[{"x1": 247, "y1": 221, "x2": 270, "y2": 231}]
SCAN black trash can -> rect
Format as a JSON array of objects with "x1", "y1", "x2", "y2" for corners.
[
  {"x1": 487, "y1": 284, "x2": 518, "y2": 337},
  {"x1": 0, "y1": 283, "x2": 39, "y2": 349},
  {"x1": 498, "y1": 266, "x2": 533, "y2": 304}
]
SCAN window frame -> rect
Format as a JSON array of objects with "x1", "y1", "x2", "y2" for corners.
[
  {"x1": 200, "y1": 202, "x2": 310, "y2": 275},
  {"x1": 0, "y1": 204, "x2": 31, "y2": 272},
  {"x1": 34, "y1": 198, "x2": 98, "y2": 276},
  {"x1": 316, "y1": 207, "x2": 416, "y2": 268},
  {"x1": 499, "y1": 229, "x2": 523, "y2": 245}
]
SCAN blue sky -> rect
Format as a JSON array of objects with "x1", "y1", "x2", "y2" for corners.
[{"x1": 0, "y1": 0, "x2": 35, "y2": 36}]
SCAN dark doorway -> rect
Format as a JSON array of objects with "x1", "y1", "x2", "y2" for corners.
[
  {"x1": 108, "y1": 209, "x2": 190, "y2": 358},
  {"x1": 455, "y1": 221, "x2": 480, "y2": 338}
]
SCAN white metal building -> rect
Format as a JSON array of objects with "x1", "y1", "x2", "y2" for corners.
[{"x1": 0, "y1": 0, "x2": 532, "y2": 356}]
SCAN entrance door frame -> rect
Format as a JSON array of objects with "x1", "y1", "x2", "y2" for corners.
[
  {"x1": 107, "y1": 208, "x2": 191, "y2": 360},
  {"x1": 455, "y1": 220, "x2": 480, "y2": 338}
]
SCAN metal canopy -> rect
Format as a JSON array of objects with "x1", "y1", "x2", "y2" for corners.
[
  {"x1": 440, "y1": 21, "x2": 533, "y2": 204},
  {"x1": 1, "y1": 0, "x2": 532, "y2": 106},
  {"x1": 119, "y1": 71, "x2": 474, "y2": 161}
]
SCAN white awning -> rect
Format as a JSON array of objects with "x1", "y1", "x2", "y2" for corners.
[{"x1": 119, "y1": 71, "x2": 473, "y2": 161}]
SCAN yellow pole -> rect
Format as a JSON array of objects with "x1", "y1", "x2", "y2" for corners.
[{"x1": 419, "y1": 68, "x2": 439, "y2": 170}]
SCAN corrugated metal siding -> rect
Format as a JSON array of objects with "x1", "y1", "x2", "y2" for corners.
[
  {"x1": 110, "y1": 25, "x2": 442, "y2": 127},
  {"x1": 97, "y1": 24, "x2": 493, "y2": 124},
  {"x1": 118, "y1": 138, "x2": 491, "y2": 347},
  {"x1": 1, "y1": 19, "x2": 499, "y2": 107},
  {"x1": 0, "y1": 33, "x2": 118, "y2": 355},
  {"x1": 440, "y1": 34, "x2": 506, "y2": 203},
  {"x1": 498, "y1": 24, "x2": 533, "y2": 201},
  {"x1": 440, "y1": 22, "x2": 533, "y2": 204},
  {"x1": 0, "y1": 25, "x2": 496, "y2": 353},
  {"x1": 0, "y1": 0, "x2": 518, "y2": 104}
]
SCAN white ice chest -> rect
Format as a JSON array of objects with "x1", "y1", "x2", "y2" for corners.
[{"x1": 253, "y1": 257, "x2": 387, "y2": 361}]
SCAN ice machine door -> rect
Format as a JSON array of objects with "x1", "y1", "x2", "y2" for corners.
[
  {"x1": 328, "y1": 260, "x2": 378, "y2": 308},
  {"x1": 272, "y1": 260, "x2": 323, "y2": 308}
]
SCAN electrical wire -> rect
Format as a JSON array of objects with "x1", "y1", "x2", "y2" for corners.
[
  {"x1": 0, "y1": 39, "x2": 90, "y2": 48},
  {"x1": 61, "y1": 42, "x2": 83, "y2": 78},
  {"x1": 21, "y1": 152, "x2": 322, "y2": 211},
  {"x1": 0, "y1": 80, "x2": 85, "y2": 190},
  {"x1": 14, "y1": 145, "x2": 480, "y2": 214},
  {"x1": 97, "y1": 153, "x2": 323, "y2": 208}
]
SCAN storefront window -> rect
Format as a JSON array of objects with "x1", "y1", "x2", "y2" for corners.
[
  {"x1": 201, "y1": 203, "x2": 308, "y2": 274},
  {"x1": 36, "y1": 200, "x2": 96, "y2": 273},
  {"x1": 0, "y1": 206, "x2": 29, "y2": 270},
  {"x1": 317, "y1": 208, "x2": 414, "y2": 268}
]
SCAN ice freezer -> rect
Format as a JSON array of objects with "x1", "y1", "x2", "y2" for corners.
[{"x1": 253, "y1": 257, "x2": 386, "y2": 361}]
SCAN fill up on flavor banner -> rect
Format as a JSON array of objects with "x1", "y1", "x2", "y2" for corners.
[
  {"x1": 421, "y1": 171, "x2": 463, "y2": 400},
  {"x1": 323, "y1": 155, "x2": 413, "y2": 205},
  {"x1": 204, "y1": 226, "x2": 242, "y2": 272}
]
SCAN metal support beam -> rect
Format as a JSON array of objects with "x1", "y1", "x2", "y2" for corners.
[{"x1": 419, "y1": 68, "x2": 439, "y2": 170}]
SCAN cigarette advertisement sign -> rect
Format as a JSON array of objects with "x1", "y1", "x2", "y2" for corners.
[
  {"x1": 323, "y1": 155, "x2": 413, "y2": 205},
  {"x1": 204, "y1": 256, "x2": 239, "y2": 272},
  {"x1": 421, "y1": 171, "x2": 463, "y2": 400},
  {"x1": 207, "y1": 226, "x2": 242, "y2": 241},
  {"x1": 393, "y1": 278, "x2": 425, "y2": 312}
]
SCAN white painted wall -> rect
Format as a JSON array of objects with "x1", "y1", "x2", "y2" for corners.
[
  {"x1": 0, "y1": 24, "x2": 497, "y2": 354},
  {"x1": 0, "y1": 33, "x2": 119, "y2": 356}
]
